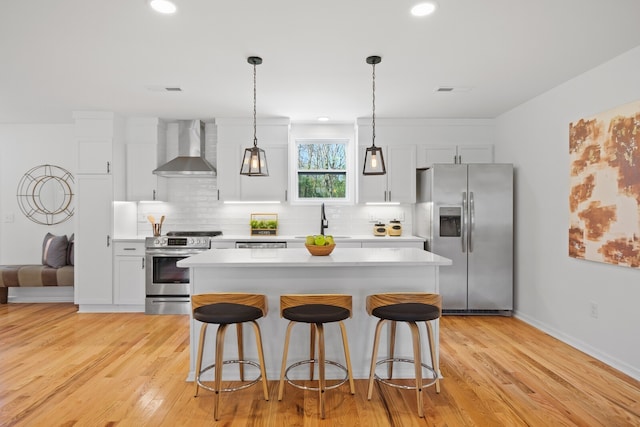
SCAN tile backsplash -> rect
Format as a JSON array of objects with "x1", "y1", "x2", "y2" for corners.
[{"x1": 123, "y1": 178, "x2": 413, "y2": 237}]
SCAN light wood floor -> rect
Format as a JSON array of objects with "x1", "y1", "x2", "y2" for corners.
[{"x1": 1, "y1": 303, "x2": 639, "y2": 426}]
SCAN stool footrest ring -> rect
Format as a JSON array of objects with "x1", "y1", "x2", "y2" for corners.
[
  {"x1": 374, "y1": 358, "x2": 438, "y2": 390},
  {"x1": 197, "y1": 359, "x2": 263, "y2": 393},
  {"x1": 284, "y1": 359, "x2": 349, "y2": 391}
]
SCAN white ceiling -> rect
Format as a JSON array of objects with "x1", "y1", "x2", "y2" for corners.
[{"x1": 2, "y1": 0, "x2": 640, "y2": 124}]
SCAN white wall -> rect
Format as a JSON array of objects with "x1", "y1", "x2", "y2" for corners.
[
  {"x1": 495, "y1": 45, "x2": 640, "y2": 380},
  {"x1": 0, "y1": 124, "x2": 75, "y2": 264}
]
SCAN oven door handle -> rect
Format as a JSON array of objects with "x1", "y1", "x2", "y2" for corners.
[{"x1": 145, "y1": 249, "x2": 206, "y2": 256}]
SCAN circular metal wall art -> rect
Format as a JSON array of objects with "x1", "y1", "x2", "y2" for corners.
[{"x1": 16, "y1": 164, "x2": 74, "y2": 225}]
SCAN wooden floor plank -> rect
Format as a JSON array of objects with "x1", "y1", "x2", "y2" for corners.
[{"x1": 0, "y1": 303, "x2": 639, "y2": 426}]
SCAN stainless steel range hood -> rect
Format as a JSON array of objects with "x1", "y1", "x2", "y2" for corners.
[{"x1": 153, "y1": 120, "x2": 216, "y2": 177}]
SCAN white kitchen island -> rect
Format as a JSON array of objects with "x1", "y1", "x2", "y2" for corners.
[{"x1": 178, "y1": 247, "x2": 451, "y2": 381}]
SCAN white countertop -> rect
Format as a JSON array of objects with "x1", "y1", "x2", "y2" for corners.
[
  {"x1": 178, "y1": 247, "x2": 451, "y2": 268},
  {"x1": 214, "y1": 234, "x2": 425, "y2": 242},
  {"x1": 113, "y1": 234, "x2": 425, "y2": 243}
]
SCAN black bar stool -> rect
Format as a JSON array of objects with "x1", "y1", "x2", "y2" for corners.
[
  {"x1": 277, "y1": 294, "x2": 355, "y2": 419},
  {"x1": 192, "y1": 293, "x2": 269, "y2": 421},
  {"x1": 366, "y1": 292, "x2": 441, "y2": 418}
]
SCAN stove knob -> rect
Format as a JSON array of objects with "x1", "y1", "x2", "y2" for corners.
[
  {"x1": 160, "y1": 238, "x2": 167, "y2": 245},
  {"x1": 189, "y1": 238, "x2": 195, "y2": 245},
  {"x1": 154, "y1": 238, "x2": 160, "y2": 245}
]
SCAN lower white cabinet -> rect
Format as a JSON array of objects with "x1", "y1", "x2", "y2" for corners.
[
  {"x1": 113, "y1": 242, "x2": 145, "y2": 306},
  {"x1": 361, "y1": 241, "x2": 424, "y2": 249}
]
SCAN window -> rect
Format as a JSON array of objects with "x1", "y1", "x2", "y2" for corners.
[{"x1": 295, "y1": 139, "x2": 348, "y2": 200}]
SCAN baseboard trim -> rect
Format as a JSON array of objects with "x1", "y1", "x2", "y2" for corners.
[
  {"x1": 7, "y1": 286, "x2": 74, "y2": 303},
  {"x1": 514, "y1": 310, "x2": 640, "y2": 381}
]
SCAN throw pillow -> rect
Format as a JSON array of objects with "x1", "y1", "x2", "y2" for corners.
[
  {"x1": 67, "y1": 233, "x2": 75, "y2": 266},
  {"x1": 42, "y1": 233, "x2": 69, "y2": 268}
]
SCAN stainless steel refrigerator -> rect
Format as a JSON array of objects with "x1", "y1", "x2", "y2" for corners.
[{"x1": 414, "y1": 164, "x2": 513, "y2": 315}]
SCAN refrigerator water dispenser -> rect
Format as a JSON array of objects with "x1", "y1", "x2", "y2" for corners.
[{"x1": 439, "y1": 207, "x2": 461, "y2": 237}]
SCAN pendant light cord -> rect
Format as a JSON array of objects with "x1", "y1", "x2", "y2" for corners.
[
  {"x1": 253, "y1": 61, "x2": 258, "y2": 148},
  {"x1": 372, "y1": 61, "x2": 376, "y2": 147}
]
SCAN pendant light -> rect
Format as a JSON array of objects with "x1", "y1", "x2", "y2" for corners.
[
  {"x1": 363, "y1": 55, "x2": 386, "y2": 175},
  {"x1": 240, "y1": 56, "x2": 269, "y2": 176}
]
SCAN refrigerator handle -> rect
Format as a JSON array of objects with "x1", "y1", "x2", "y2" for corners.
[
  {"x1": 461, "y1": 191, "x2": 467, "y2": 253},
  {"x1": 469, "y1": 191, "x2": 475, "y2": 252}
]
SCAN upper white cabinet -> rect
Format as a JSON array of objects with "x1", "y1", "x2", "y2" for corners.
[
  {"x1": 358, "y1": 145, "x2": 416, "y2": 203},
  {"x1": 417, "y1": 144, "x2": 493, "y2": 168},
  {"x1": 239, "y1": 144, "x2": 288, "y2": 201},
  {"x1": 216, "y1": 118, "x2": 290, "y2": 201},
  {"x1": 125, "y1": 144, "x2": 157, "y2": 200},
  {"x1": 126, "y1": 144, "x2": 163, "y2": 201},
  {"x1": 125, "y1": 118, "x2": 167, "y2": 201},
  {"x1": 74, "y1": 112, "x2": 125, "y2": 183},
  {"x1": 77, "y1": 139, "x2": 113, "y2": 174}
]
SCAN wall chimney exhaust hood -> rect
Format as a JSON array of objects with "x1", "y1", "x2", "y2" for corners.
[{"x1": 153, "y1": 120, "x2": 216, "y2": 177}]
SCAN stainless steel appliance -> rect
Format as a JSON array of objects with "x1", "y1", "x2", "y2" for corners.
[
  {"x1": 414, "y1": 164, "x2": 513, "y2": 315},
  {"x1": 145, "y1": 231, "x2": 222, "y2": 314},
  {"x1": 235, "y1": 241, "x2": 287, "y2": 249}
]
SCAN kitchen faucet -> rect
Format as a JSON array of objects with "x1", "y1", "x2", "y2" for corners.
[{"x1": 320, "y1": 203, "x2": 328, "y2": 235}]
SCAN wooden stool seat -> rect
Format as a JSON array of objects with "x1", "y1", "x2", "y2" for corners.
[
  {"x1": 278, "y1": 294, "x2": 356, "y2": 419},
  {"x1": 366, "y1": 292, "x2": 442, "y2": 418},
  {"x1": 192, "y1": 293, "x2": 269, "y2": 421}
]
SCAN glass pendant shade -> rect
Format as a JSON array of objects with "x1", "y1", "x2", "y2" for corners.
[
  {"x1": 240, "y1": 145, "x2": 269, "y2": 176},
  {"x1": 363, "y1": 145, "x2": 386, "y2": 175}
]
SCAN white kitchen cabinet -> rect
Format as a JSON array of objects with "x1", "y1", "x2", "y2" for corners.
[
  {"x1": 74, "y1": 111, "x2": 125, "y2": 309},
  {"x1": 75, "y1": 175, "x2": 114, "y2": 305},
  {"x1": 126, "y1": 144, "x2": 165, "y2": 201},
  {"x1": 239, "y1": 144, "x2": 288, "y2": 201},
  {"x1": 216, "y1": 139, "x2": 241, "y2": 201},
  {"x1": 417, "y1": 144, "x2": 494, "y2": 167},
  {"x1": 216, "y1": 118, "x2": 290, "y2": 202},
  {"x1": 362, "y1": 241, "x2": 423, "y2": 249},
  {"x1": 358, "y1": 145, "x2": 416, "y2": 203},
  {"x1": 77, "y1": 139, "x2": 113, "y2": 174},
  {"x1": 113, "y1": 242, "x2": 145, "y2": 306}
]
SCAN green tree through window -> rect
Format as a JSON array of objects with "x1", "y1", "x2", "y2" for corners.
[{"x1": 297, "y1": 141, "x2": 347, "y2": 199}]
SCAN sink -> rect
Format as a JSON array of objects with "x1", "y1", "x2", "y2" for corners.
[{"x1": 294, "y1": 235, "x2": 351, "y2": 239}]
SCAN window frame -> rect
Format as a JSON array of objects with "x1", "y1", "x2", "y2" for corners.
[{"x1": 289, "y1": 137, "x2": 354, "y2": 204}]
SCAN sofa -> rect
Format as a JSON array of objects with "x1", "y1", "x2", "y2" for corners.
[{"x1": 0, "y1": 233, "x2": 74, "y2": 304}]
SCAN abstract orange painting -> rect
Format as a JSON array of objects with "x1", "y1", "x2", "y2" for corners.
[{"x1": 569, "y1": 100, "x2": 640, "y2": 268}]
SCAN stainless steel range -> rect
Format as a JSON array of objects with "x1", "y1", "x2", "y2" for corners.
[{"x1": 145, "y1": 231, "x2": 222, "y2": 314}]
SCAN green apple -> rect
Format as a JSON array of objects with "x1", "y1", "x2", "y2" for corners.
[
  {"x1": 305, "y1": 235, "x2": 315, "y2": 245},
  {"x1": 314, "y1": 235, "x2": 326, "y2": 246},
  {"x1": 325, "y1": 235, "x2": 334, "y2": 245}
]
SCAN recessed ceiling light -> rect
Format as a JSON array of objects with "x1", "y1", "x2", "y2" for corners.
[
  {"x1": 149, "y1": 0, "x2": 177, "y2": 14},
  {"x1": 411, "y1": 1, "x2": 438, "y2": 17},
  {"x1": 317, "y1": 117, "x2": 330, "y2": 122}
]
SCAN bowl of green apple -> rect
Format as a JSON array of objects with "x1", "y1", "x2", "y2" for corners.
[{"x1": 305, "y1": 234, "x2": 336, "y2": 256}]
